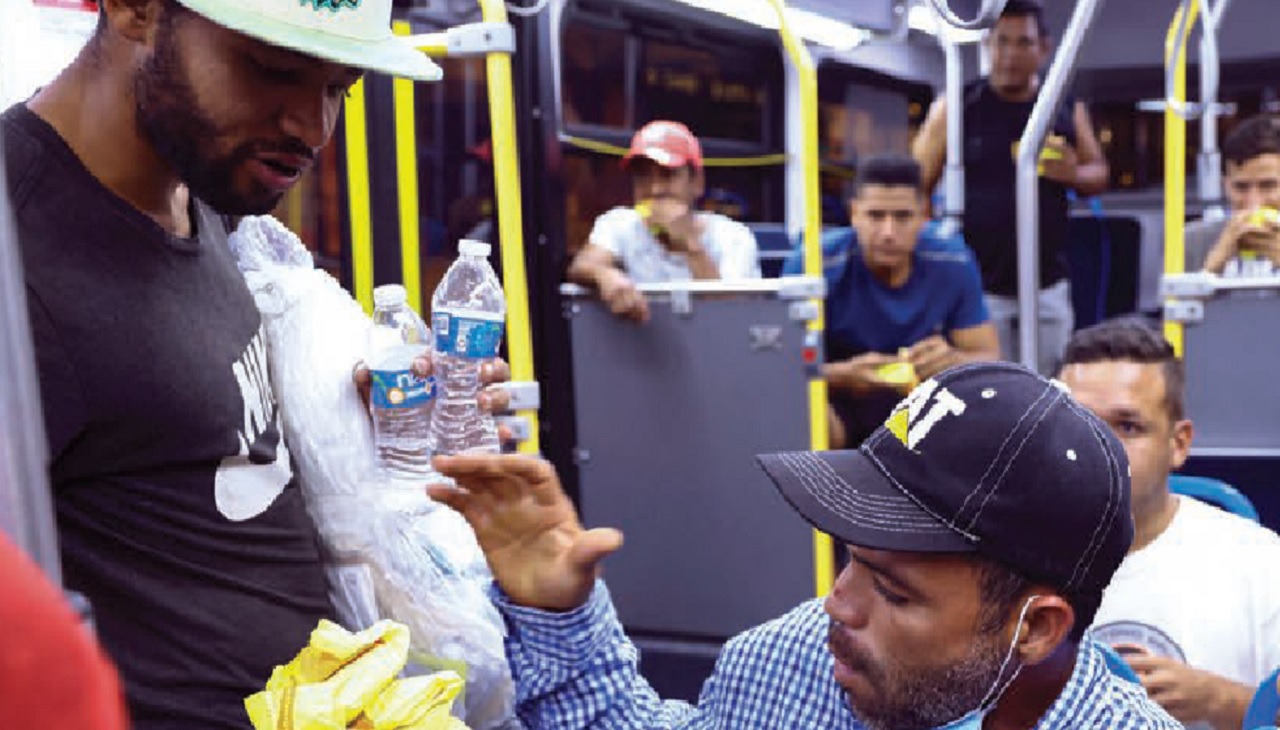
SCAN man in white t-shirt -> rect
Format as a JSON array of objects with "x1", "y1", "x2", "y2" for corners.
[
  {"x1": 1058, "y1": 318, "x2": 1280, "y2": 730},
  {"x1": 567, "y1": 120, "x2": 761, "y2": 322}
]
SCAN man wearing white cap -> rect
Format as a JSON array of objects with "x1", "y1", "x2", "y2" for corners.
[{"x1": 1, "y1": 1, "x2": 445, "y2": 727}]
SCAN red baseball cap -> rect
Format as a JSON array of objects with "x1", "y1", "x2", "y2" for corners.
[{"x1": 622, "y1": 121, "x2": 704, "y2": 170}]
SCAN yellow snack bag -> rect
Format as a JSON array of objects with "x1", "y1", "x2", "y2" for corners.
[
  {"x1": 1248, "y1": 206, "x2": 1280, "y2": 227},
  {"x1": 1011, "y1": 135, "x2": 1065, "y2": 175},
  {"x1": 877, "y1": 360, "x2": 918, "y2": 390},
  {"x1": 360, "y1": 673, "x2": 465, "y2": 730},
  {"x1": 635, "y1": 199, "x2": 667, "y2": 238},
  {"x1": 245, "y1": 619, "x2": 470, "y2": 730}
]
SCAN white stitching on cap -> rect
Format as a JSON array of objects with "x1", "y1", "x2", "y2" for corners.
[
  {"x1": 958, "y1": 384, "x2": 1056, "y2": 529},
  {"x1": 966, "y1": 387, "x2": 1060, "y2": 530},
  {"x1": 859, "y1": 447, "x2": 982, "y2": 541},
  {"x1": 1060, "y1": 397, "x2": 1123, "y2": 591},
  {"x1": 778, "y1": 452, "x2": 951, "y2": 533},
  {"x1": 783, "y1": 452, "x2": 947, "y2": 530}
]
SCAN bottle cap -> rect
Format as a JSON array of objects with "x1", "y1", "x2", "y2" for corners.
[
  {"x1": 459, "y1": 239, "x2": 491, "y2": 258},
  {"x1": 373, "y1": 284, "x2": 408, "y2": 308}
]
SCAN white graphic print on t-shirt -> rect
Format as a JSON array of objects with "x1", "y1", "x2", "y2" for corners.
[{"x1": 215, "y1": 326, "x2": 293, "y2": 521}]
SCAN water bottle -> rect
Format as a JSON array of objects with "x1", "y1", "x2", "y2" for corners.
[
  {"x1": 368, "y1": 284, "x2": 437, "y2": 480},
  {"x1": 430, "y1": 240, "x2": 506, "y2": 455}
]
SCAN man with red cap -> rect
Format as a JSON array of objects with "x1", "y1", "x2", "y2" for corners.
[{"x1": 568, "y1": 120, "x2": 761, "y2": 323}]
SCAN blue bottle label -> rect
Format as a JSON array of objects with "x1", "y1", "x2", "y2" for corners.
[
  {"x1": 433, "y1": 309, "x2": 504, "y2": 359},
  {"x1": 370, "y1": 369, "x2": 437, "y2": 409}
]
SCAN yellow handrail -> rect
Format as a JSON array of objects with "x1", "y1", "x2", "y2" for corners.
[
  {"x1": 392, "y1": 20, "x2": 424, "y2": 313},
  {"x1": 478, "y1": 0, "x2": 540, "y2": 455},
  {"x1": 1163, "y1": 0, "x2": 1198, "y2": 357},
  {"x1": 342, "y1": 79, "x2": 375, "y2": 314},
  {"x1": 763, "y1": 0, "x2": 833, "y2": 598}
]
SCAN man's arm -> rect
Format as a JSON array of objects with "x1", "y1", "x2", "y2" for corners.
[
  {"x1": 568, "y1": 244, "x2": 650, "y2": 323},
  {"x1": 494, "y1": 582, "x2": 700, "y2": 729},
  {"x1": 567, "y1": 243, "x2": 622, "y2": 288},
  {"x1": 1201, "y1": 209, "x2": 1280, "y2": 274},
  {"x1": 912, "y1": 96, "x2": 948, "y2": 203},
  {"x1": 1068, "y1": 101, "x2": 1108, "y2": 196},
  {"x1": 1125, "y1": 654, "x2": 1253, "y2": 730},
  {"x1": 824, "y1": 352, "x2": 900, "y2": 397},
  {"x1": 908, "y1": 323, "x2": 1001, "y2": 380}
]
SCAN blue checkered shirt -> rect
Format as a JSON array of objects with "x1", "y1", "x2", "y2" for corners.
[{"x1": 494, "y1": 581, "x2": 1182, "y2": 729}]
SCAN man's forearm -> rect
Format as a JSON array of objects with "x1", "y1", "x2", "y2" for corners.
[
  {"x1": 952, "y1": 346, "x2": 1001, "y2": 368},
  {"x1": 1206, "y1": 676, "x2": 1253, "y2": 730},
  {"x1": 1072, "y1": 161, "x2": 1109, "y2": 197}
]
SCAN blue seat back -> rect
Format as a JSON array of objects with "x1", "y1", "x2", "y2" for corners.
[
  {"x1": 1244, "y1": 666, "x2": 1280, "y2": 729},
  {"x1": 1168, "y1": 475, "x2": 1260, "y2": 523},
  {"x1": 746, "y1": 223, "x2": 794, "y2": 278},
  {"x1": 1066, "y1": 211, "x2": 1142, "y2": 330}
]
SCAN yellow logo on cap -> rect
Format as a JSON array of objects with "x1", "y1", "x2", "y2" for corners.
[
  {"x1": 300, "y1": 0, "x2": 362, "y2": 12},
  {"x1": 886, "y1": 407, "x2": 910, "y2": 444},
  {"x1": 884, "y1": 379, "x2": 967, "y2": 450}
]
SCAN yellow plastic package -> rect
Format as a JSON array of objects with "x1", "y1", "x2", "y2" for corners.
[
  {"x1": 878, "y1": 349, "x2": 919, "y2": 393},
  {"x1": 1248, "y1": 206, "x2": 1280, "y2": 227},
  {"x1": 245, "y1": 619, "x2": 469, "y2": 730}
]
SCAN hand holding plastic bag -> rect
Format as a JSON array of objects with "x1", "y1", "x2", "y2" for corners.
[{"x1": 229, "y1": 217, "x2": 517, "y2": 729}]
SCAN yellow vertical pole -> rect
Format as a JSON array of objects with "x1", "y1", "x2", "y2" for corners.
[
  {"x1": 392, "y1": 20, "x2": 424, "y2": 314},
  {"x1": 764, "y1": 0, "x2": 833, "y2": 597},
  {"x1": 343, "y1": 79, "x2": 376, "y2": 314},
  {"x1": 477, "y1": 0, "x2": 540, "y2": 455},
  {"x1": 1163, "y1": 0, "x2": 1198, "y2": 357}
]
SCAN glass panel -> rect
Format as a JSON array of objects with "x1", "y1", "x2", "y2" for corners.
[
  {"x1": 637, "y1": 39, "x2": 774, "y2": 144},
  {"x1": 561, "y1": 22, "x2": 629, "y2": 129}
]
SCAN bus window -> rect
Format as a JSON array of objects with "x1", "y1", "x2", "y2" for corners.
[
  {"x1": 817, "y1": 63, "x2": 931, "y2": 224},
  {"x1": 559, "y1": 12, "x2": 786, "y2": 259},
  {"x1": 637, "y1": 38, "x2": 777, "y2": 145},
  {"x1": 561, "y1": 22, "x2": 629, "y2": 129}
]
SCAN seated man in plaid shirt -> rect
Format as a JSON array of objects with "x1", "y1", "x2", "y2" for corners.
[{"x1": 432, "y1": 362, "x2": 1180, "y2": 730}]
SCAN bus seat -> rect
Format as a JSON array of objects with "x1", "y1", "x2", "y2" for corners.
[
  {"x1": 1243, "y1": 666, "x2": 1280, "y2": 729},
  {"x1": 1168, "y1": 474, "x2": 1261, "y2": 523},
  {"x1": 1098, "y1": 642, "x2": 1142, "y2": 684},
  {"x1": 747, "y1": 223, "x2": 794, "y2": 278},
  {"x1": 1066, "y1": 213, "x2": 1142, "y2": 330}
]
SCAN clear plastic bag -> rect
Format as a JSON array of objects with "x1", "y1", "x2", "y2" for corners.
[{"x1": 229, "y1": 216, "x2": 517, "y2": 730}]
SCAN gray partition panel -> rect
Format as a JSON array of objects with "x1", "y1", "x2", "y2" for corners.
[
  {"x1": 567, "y1": 292, "x2": 817, "y2": 639},
  {"x1": 1183, "y1": 288, "x2": 1280, "y2": 454}
]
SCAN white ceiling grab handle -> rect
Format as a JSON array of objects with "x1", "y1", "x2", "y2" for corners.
[{"x1": 926, "y1": 0, "x2": 1010, "y2": 31}]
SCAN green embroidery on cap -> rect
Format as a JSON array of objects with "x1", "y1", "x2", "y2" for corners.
[{"x1": 299, "y1": 0, "x2": 362, "y2": 12}]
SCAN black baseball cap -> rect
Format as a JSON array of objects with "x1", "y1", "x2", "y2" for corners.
[{"x1": 758, "y1": 362, "x2": 1133, "y2": 596}]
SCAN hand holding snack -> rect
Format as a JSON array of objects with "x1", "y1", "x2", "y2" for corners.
[{"x1": 637, "y1": 198, "x2": 701, "y2": 253}]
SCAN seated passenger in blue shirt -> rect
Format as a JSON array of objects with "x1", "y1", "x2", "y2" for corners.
[{"x1": 784, "y1": 153, "x2": 1000, "y2": 447}]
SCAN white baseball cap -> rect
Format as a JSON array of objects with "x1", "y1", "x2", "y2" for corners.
[{"x1": 174, "y1": 0, "x2": 442, "y2": 82}]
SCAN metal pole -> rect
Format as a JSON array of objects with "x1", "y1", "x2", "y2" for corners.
[
  {"x1": 942, "y1": 33, "x2": 964, "y2": 235},
  {"x1": 1014, "y1": 0, "x2": 1105, "y2": 371},
  {"x1": 0, "y1": 136, "x2": 63, "y2": 586},
  {"x1": 1198, "y1": 0, "x2": 1232, "y2": 221}
]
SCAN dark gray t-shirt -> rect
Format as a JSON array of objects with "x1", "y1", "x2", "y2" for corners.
[{"x1": 2, "y1": 103, "x2": 332, "y2": 729}]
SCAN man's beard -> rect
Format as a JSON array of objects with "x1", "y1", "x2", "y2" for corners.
[
  {"x1": 132, "y1": 15, "x2": 293, "y2": 216},
  {"x1": 829, "y1": 621, "x2": 1009, "y2": 730}
]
